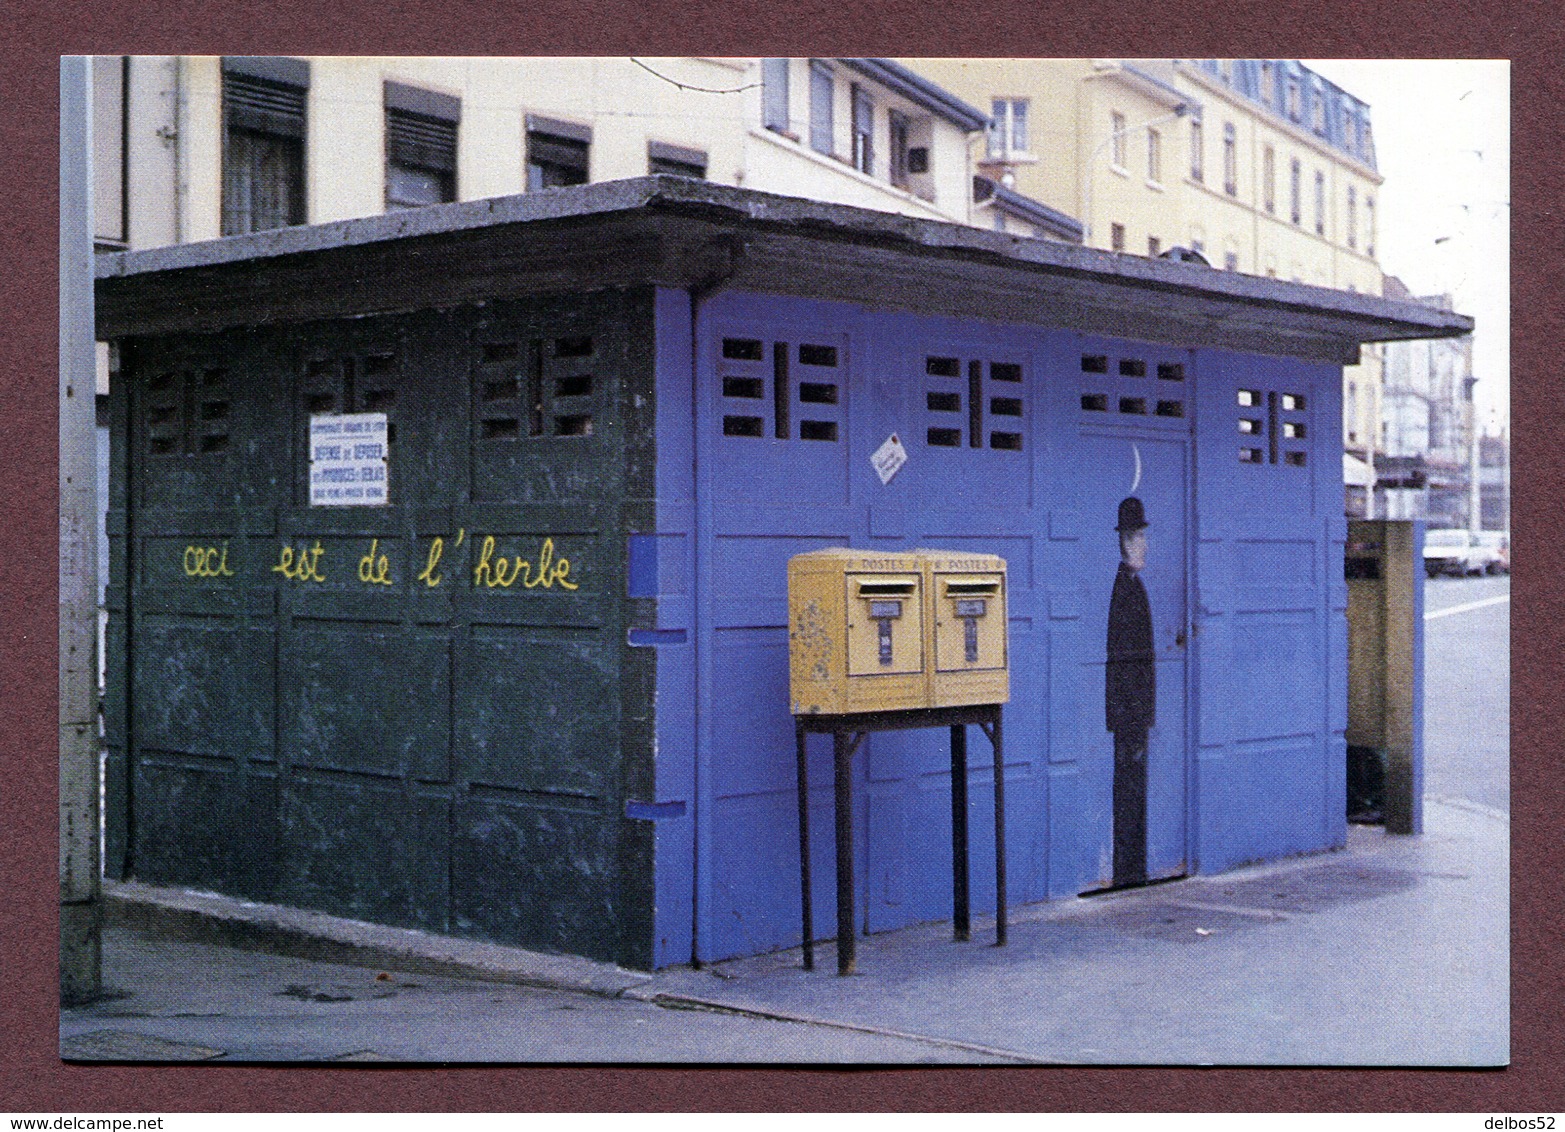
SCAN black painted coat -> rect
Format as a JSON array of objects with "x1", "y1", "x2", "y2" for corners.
[{"x1": 1106, "y1": 562, "x2": 1156, "y2": 733}]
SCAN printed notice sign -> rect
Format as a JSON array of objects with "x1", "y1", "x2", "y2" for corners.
[
  {"x1": 870, "y1": 432, "x2": 908, "y2": 485},
  {"x1": 310, "y1": 413, "x2": 389, "y2": 506}
]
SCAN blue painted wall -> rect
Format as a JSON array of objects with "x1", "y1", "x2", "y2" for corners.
[{"x1": 648, "y1": 287, "x2": 1348, "y2": 965}]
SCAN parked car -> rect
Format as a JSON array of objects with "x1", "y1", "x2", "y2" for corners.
[
  {"x1": 1473, "y1": 530, "x2": 1510, "y2": 574},
  {"x1": 1423, "y1": 528, "x2": 1486, "y2": 577}
]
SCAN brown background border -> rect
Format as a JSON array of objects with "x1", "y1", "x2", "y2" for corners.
[{"x1": 2, "y1": 1, "x2": 1558, "y2": 1111}]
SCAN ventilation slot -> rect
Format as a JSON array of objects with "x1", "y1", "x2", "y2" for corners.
[
  {"x1": 1157, "y1": 362, "x2": 1185, "y2": 381},
  {"x1": 990, "y1": 397, "x2": 1022, "y2": 417},
  {"x1": 202, "y1": 367, "x2": 228, "y2": 387},
  {"x1": 482, "y1": 342, "x2": 520, "y2": 363},
  {"x1": 1119, "y1": 359, "x2": 1146, "y2": 377},
  {"x1": 927, "y1": 427, "x2": 961, "y2": 447},
  {"x1": 723, "y1": 376, "x2": 764, "y2": 399},
  {"x1": 1239, "y1": 447, "x2": 1263, "y2": 463},
  {"x1": 927, "y1": 392, "x2": 961, "y2": 412},
  {"x1": 991, "y1": 362, "x2": 1022, "y2": 383},
  {"x1": 1237, "y1": 389, "x2": 1262, "y2": 407},
  {"x1": 1283, "y1": 421, "x2": 1306, "y2": 439},
  {"x1": 484, "y1": 379, "x2": 520, "y2": 402},
  {"x1": 149, "y1": 404, "x2": 178, "y2": 426},
  {"x1": 305, "y1": 393, "x2": 336, "y2": 413},
  {"x1": 990, "y1": 432, "x2": 1023, "y2": 450},
  {"x1": 1239, "y1": 419, "x2": 1263, "y2": 434},
  {"x1": 799, "y1": 344, "x2": 838, "y2": 367},
  {"x1": 149, "y1": 436, "x2": 177, "y2": 455},
  {"x1": 362, "y1": 354, "x2": 395, "y2": 377},
  {"x1": 555, "y1": 336, "x2": 593, "y2": 358},
  {"x1": 1281, "y1": 393, "x2": 1306, "y2": 411},
  {"x1": 1155, "y1": 400, "x2": 1184, "y2": 418},
  {"x1": 1081, "y1": 394, "x2": 1109, "y2": 412},
  {"x1": 554, "y1": 414, "x2": 593, "y2": 437},
  {"x1": 1081, "y1": 355, "x2": 1108, "y2": 374},
  {"x1": 556, "y1": 375, "x2": 592, "y2": 398},
  {"x1": 926, "y1": 356, "x2": 960, "y2": 378},
  {"x1": 1119, "y1": 397, "x2": 1147, "y2": 415},
  {"x1": 798, "y1": 382, "x2": 838, "y2": 404},
  {"x1": 482, "y1": 418, "x2": 520, "y2": 440},
  {"x1": 200, "y1": 400, "x2": 230, "y2": 421},
  {"x1": 799, "y1": 420, "x2": 838, "y2": 441},
  {"x1": 199, "y1": 434, "x2": 230, "y2": 454},
  {"x1": 723, "y1": 415, "x2": 764, "y2": 437},
  {"x1": 148, "y1": 372, "x2": 176, "y2": 392},
  {"x1": 1284, "y1": 451, "x2": 1308, "y2": 466}
]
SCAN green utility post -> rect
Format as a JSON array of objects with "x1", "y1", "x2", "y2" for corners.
[
  {"x1": 1345, "y1": 519, "x2": 1424, "y2": 835},
  {"x1": 60, "y1": 55, "x2": 103, "y2": 1004}
]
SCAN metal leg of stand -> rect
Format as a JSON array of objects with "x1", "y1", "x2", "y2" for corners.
[
  {"x1": 950, "y1": 723, "x2": 971, "y2": 942},
  {"x1": 796, "y1": 721, "x2": 813, "y2": 971},
  {"x1": 991, "y1": 708, "x2": 1007, "y2": 946},
  {"x1": 833, "y1": 729, "x2": 857, "y2": 976}
]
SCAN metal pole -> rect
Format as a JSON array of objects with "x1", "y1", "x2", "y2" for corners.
[
  {"x1": 795, "y1": 721, "x2": 814, "y2": 970},
  {"x1": 949, "y1": 723, "x2": 970, "y2": 941},
  {"x1": 60, "y1": 55, "x2": 103, "y2": 1005},
  {"x1": 833, "y1": 730, "x2": 856, "y2": 976}
]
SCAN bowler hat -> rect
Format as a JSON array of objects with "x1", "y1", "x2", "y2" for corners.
[{"x1": 1115, "y1": 496, "x2": 1149, "y2": 532}]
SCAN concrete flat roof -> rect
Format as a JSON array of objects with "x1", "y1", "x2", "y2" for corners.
[{"x1": 96, "y1": 176, "x2": 1471, "y2": 363}]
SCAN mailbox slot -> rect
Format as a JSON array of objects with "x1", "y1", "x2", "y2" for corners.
[
  {"x1": 847, "y1": 575, "x2": 923, "y2": 676},
  {"x1": 935, "y1": 575, "x2": 1006, "y2": 672}
]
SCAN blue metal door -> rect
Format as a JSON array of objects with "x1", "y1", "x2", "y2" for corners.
[{"x1": 1073, "y1": 343, "x2": 1193, "y2": 889}]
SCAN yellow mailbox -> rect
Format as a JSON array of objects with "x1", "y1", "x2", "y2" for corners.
[
  {"x1": 788, "y1": 549, "x2": 927, "y2": 715},
  {"x1": 788, "y1": 547, "x2": 1008, "y2": 715},
  {"x1": 925, "y1": 553, "x2": 1009, "y2": 708}
]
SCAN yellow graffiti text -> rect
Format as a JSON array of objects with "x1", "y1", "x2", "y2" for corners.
[
  {"x1": 416, "y1": 528, "x2": 465, "y2": 588},
  {"x1": 473, "y1": 536, "x2": 579, "y2": 590},
  {"x1": 272, "y1": 540, "x2": 327, "y2": 583},
  {"x1": 357, "y1": 539, "x2": 393, "y2": 586},
  {"x1": 183, "y1": 542, "x2": 235, "y2": 578}
]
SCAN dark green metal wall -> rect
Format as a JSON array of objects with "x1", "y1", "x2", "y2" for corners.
[{"x1": 105, "y1": 287, "x2": 661, "y2": 968}]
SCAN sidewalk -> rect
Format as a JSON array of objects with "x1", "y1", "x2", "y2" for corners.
[{"x1": 61, "y1": 796, "x2": 1507, "y2": 1066}]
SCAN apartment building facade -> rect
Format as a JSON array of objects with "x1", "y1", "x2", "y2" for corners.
[
  {"x1": 909, "y1": 58, "x2": 1388, "y2": 512},
  {"x1": 89, "y1": 55, "x2": 996, "y2": 258}
]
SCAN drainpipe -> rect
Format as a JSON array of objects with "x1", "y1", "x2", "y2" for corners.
[{"x1": 60, "y1": 55, "x2": 102, "y2": 1006}]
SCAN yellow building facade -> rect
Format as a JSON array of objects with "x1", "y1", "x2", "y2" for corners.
[{"x1": 909, "y1": 58, "x2": 1387, "y2": 498}]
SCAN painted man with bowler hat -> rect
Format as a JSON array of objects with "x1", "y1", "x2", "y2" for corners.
[{"x1": 1106, "y1": 495, "x2": 1155, "y2": 887}]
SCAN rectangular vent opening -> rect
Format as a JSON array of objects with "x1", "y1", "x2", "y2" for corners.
[
  {"x1": 1239, "y1": 418, "x2": 1263, "y2": 434},
  {"x1": 482, "y1": 342, "x2": 520, "y2": 363},
  {"x1": 307, "y1": 359, "x2": 336, "y2": 379},
  {"x1": 799, "y1": 344, "x2": 838, "y2": 367},
  {"x1": 723, "y1": 338, "x2": 764, "y2": 361},
  {"x1": 555, "y1": 336, "x2": 593, "y2": 358},
  {"x1": 723, "y1": 376, "x2": 765, "y2": 399},
  {"x1": 202, "y1": 368, "x2": 228, "y2": 387},
  {"x1": 554, "y1": 414, "x2": 593, "y2": 437},
  {"x1": 927, "y1": 427, "x2": 962, "y2": 447},
  {"x1": 927, "y1": 391, "x2": 961, "y2": 412},
  {"x1": 1081, "y1": 355, "x2": 1108, "y2": 374},
  {"x1": 149, "y1": 405, "x2": 178, "y2": 426},
  {"x1": 799, "y1": 382, "x2": 838, "y2": 404},
  {"x1": 1284, "y1": 451, "x2": 1308, "y2": 466},
  {"x1": 1157, "y1": 362, "x2": 1185, "y2": 381},
  {"x1": 723, "y1": 415, "x2": 764, "y2": 437},
  {"x1": 926, "y1": 356, "x2": 960, "y2": 378},
  {"x1": 1281, "y1": 393, "x2": 1306, "y2": 411},
  {"x1": 990, "y1": 362, "x2": 1022, "y2": 382},
  {"x1": 1119, "y1": 397, "x2": 1147, "y2": 414},
  {"x1": 1237, "y1": 389, "x2": 1261, "y2": 407},
  {"x1": 362, "y1": 354, "x2": 395, "y2": 376},
  {"x1": 149, "y1": 436, "x2": 177, "y2": 455},
  {"x1": 1081, "y1": 393, "x2": 1109, "y2": 412},
  {"x1": 482, "y1": 418, "x2": 521, "y2": 440},
  {"x1": 200, "y1": 400, "x2": 230, "y2": 421},
  {"x1": 305, "y1": 394, "x2": 336, "y2": 413},
  {"x1": 199, "y1": 434, "x2": 229, "y2": 454},
  {"x1": 1119, "y1": 358, "x2": 1146, "y2": 377},
  {"x1": 1283, "y1": 421, "x2": 1306, "y2": 438},
  {"x1": 1155, "y1": 400, "x2": 1184, "y2": 418},
  {"x1": 556, "y1": 374, "x2": 593, "y2": 398},
  {"x1": 799, "y1": 420, "x2": 838, "y2": 441},
  {"x1": 484, "y1": 378, "x2": 520, "y2": 402},
  {"x1": 990, "y1": 432, "x2": 1023, "y2": 450},
  {"x1": 1239, "y1": 447, "x2": 1264, "y2": 463},
  {"x1": 362, "y1": 389, "x2": 396, "y2": 411},
  {"x1": 990, "y1": 397, "x2": 1022, "y2": 417},
  {"x1": 148, "y1": 372, "x2": 176, "y2": 392}
]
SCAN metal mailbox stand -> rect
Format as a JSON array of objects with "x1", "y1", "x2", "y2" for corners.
[{"x1": 794, "y1": 704, "x2": 1006, "y2": 975}]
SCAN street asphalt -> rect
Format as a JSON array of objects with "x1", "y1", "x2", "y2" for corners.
[{"x1": 59, "y1": 577, "x2": 1510, "y2": 1067}]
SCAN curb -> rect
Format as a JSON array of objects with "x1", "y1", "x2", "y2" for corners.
[{"x1": 104, "y1": 880, "x2": 652, "y2": 999}]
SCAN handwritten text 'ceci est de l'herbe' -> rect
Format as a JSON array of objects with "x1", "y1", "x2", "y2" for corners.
[{"x1": 200, "y1": 533, "x2": 582, "y2": 590}]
